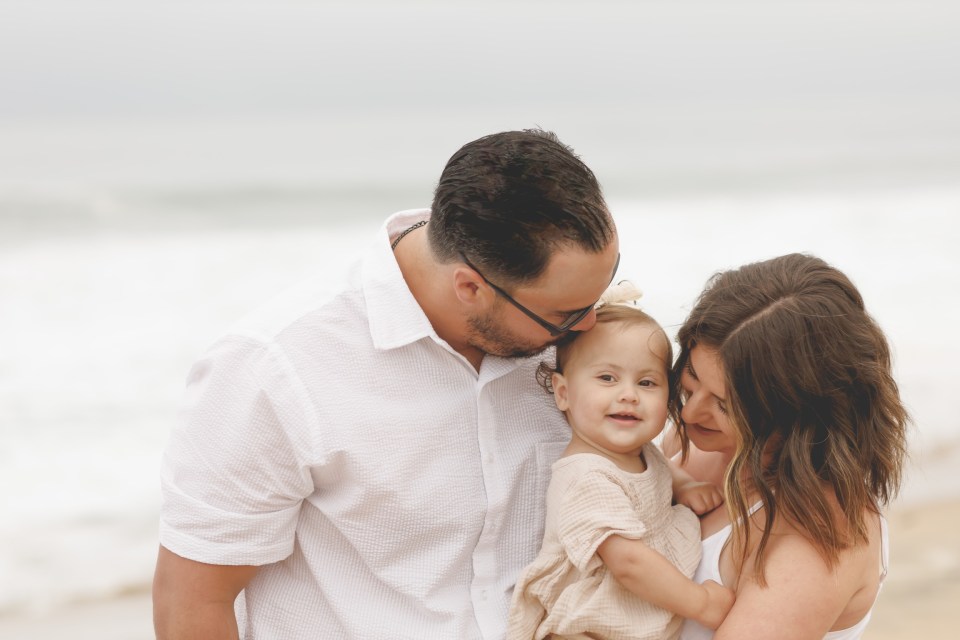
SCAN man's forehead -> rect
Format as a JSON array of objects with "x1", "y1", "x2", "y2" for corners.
[{"x1": 523, "y1": 243, "x2": 620, "y2": 308}]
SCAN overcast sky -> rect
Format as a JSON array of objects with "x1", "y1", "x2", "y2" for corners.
[
  {"x1": 1, "y1": 1, "x2": 957, "y2": 193},
  {"x1": 2, "y1": 1, "x2": 958, "y2": 119}
]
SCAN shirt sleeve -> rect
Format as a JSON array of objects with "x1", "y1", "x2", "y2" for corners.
[
  {"x1": 159, "y1": 336, "x2": 317, "y2": 566},
  {"x1": 557, "y1": 467, "x2": 647, "y2": 572}
]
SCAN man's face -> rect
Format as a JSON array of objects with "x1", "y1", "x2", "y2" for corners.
[{"x1": 465, "y1": 238, "x2": 621, "y2": 359}]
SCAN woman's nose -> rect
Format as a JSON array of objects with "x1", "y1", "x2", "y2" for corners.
[{"x1": 681, "y1": 392, "x2": 704, "y2": 423}]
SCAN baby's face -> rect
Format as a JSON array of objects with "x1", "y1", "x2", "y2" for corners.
[{"x1": 553, "y1": 321, "x2": 670, "y2": 459}]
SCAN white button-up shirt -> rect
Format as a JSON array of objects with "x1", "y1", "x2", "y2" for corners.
[{"x1": 159, "y1": 210, "x2": 570, "y2": 639}]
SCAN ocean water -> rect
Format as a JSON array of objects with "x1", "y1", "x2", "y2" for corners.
[
  {"x1": 0, "y1": 221, "x2": 371, "y2": 615},
  {"x1": 2, "y1": 182, "x2": 958, "y2": 615},
  {"x1": 2, "y1": 0, "x2": 959, "y2": 620}
]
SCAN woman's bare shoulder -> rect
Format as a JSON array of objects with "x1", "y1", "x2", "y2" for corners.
[
  {"x1": 747, "y1": 503, "x2": 882, "y2": 612},
  {"x1": 764, "y1": 495, "x2": 880, "y2": 569}
]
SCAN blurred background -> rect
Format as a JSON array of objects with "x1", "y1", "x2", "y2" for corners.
[{"x1": 1, "y1": 1, "x2": 958, "y2": 637}]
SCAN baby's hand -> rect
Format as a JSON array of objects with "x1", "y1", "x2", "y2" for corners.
[
  {"x1": 696, "y1": 579, "x2": 736, "y2": 630},
  {"x1": 675, "y1": 480, "x2": 724, "y2": 515}
]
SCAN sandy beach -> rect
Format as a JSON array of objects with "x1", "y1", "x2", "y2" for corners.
[
  {"x1": 866, "y1": 498, "x2": 960, "y2": 639},
  {"x1": 0, "y1": 587, "x2": 154, "y2": 640},
  {"x1": 2, "y1": 493, "x2": 957, "y2": 638}
]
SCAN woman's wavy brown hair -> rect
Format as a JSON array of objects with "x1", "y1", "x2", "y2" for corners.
[{"x1": 672, "y1": 253, "x2": 908, "y2": 582}]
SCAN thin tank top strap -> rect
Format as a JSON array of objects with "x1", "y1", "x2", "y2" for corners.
[
  {"x1": 879, "y1": 514, "x2": 889, "y2": 582},
  {"x1": 698, "y1": 500, "x2": 764, "y2": 564}
]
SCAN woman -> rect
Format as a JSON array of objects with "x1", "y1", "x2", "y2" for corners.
[{"x1": 667, "y1": 253, "x2": 908, "y2": 639}]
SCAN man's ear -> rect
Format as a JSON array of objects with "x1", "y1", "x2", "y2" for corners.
[
  {"x1": 453, "y1": 265, "x2": 490, "y2": 306},
  {"x1": 553, "y1": 372, "x2": 570, "y2": 412}
]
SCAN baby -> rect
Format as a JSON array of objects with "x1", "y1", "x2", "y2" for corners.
[{"x1": 508, "y1": 290, "x2": 733, "y2": 640}]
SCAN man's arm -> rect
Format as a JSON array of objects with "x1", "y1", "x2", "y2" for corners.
[{"x1": 153, "y1": 545, "x2": 260, "y2": 640}]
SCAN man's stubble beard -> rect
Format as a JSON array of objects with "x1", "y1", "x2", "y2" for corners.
[{"x1": 466, "y1": 307, "x2": 557, "y2": 360}]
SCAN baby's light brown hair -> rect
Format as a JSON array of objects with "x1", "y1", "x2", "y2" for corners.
[{"x1": 537, "y1": 303, "x2": 676, "y2": 411}]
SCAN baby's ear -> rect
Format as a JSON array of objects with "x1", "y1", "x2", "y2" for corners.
[{"x1": 552, "y1": 373, "x2": 569, "y2": 412}]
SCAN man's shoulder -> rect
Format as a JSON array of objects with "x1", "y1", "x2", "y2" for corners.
[
  {"x1": 187, "y1": 271, "x2": 365, "y2": 380},
  {"x1": 228, "y1": 267, "x2": 363, "y2": 345}
]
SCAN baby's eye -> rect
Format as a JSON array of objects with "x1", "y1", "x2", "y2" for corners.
[
  {"x1": 598, "y1": 374, "x2": 615, "y2": 382},
  {"x1": 638, "y1": 379, "x2": 655, "y2": 387}
]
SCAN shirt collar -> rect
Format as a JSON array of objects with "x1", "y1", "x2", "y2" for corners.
[
  {"x1": 361, "y1": 210, "x2": 532, "y2": 381},
  {"x1": 362, "y1": 209, "x2": 436, "y2": 351}
]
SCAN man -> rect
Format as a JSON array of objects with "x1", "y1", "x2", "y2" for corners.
[{"x1": 153, "y1": 129, "x2": 621, "y2": 639}]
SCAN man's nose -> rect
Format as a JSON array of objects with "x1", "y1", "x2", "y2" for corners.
[{"x1": 569, "y1": 308, "x2": 597, "y2": 333}]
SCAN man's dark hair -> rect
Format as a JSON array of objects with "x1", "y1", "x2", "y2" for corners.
[{"x1": 428, "y1": 129, "x2": 615, "y2": 284}]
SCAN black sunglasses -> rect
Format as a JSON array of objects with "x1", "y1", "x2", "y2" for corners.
[{"x1": 460, "y1": 252, "x2": 621, "y2": 337}]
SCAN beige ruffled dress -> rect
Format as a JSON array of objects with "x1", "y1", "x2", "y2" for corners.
[{"x1": 507, "y1": 443, "x2": 702, "y2": 640}]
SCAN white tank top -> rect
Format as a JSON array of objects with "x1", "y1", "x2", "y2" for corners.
[{"x1": 679, "y1": 508, "x2": 889, "y2": 640}]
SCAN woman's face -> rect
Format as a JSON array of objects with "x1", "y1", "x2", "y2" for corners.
[{"x1": 679, "y1": 345, "x2": 738, "y2": 455}]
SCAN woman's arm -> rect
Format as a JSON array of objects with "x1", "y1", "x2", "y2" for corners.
[
  {"x1": 598, "y1": 535, "x2": 734, "y2": 629},
  {"x1": 714, "y1": 533, "x2": 851, "y2": 640}
]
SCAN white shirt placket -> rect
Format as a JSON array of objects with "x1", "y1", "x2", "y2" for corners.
[{"x1": 471, "y1": 359, "x2": 517, "y2": 638}]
